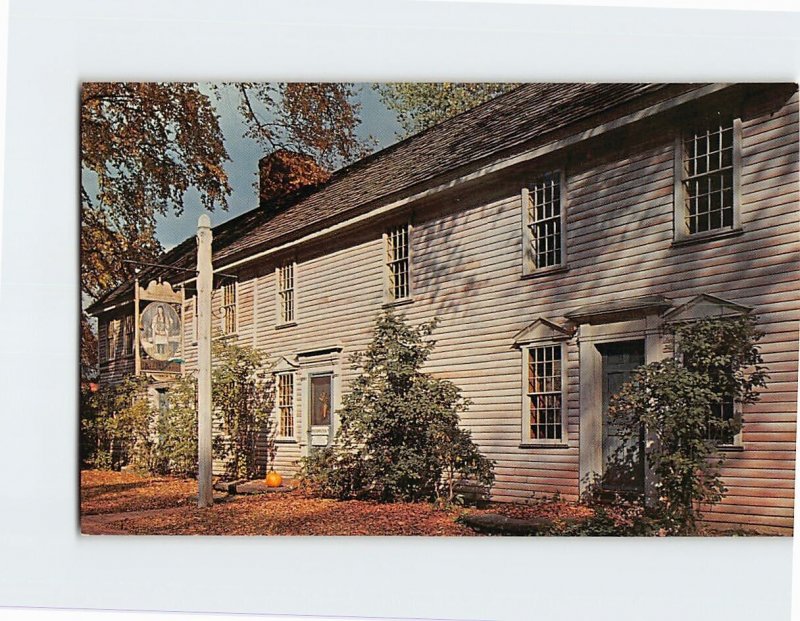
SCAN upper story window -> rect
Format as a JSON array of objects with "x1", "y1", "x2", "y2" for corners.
[
  {"x1": 385, "y1": 223, "x2": 410, "y2": 302},
  {"x1": 277, "y1": 262, "x2": 296, "y2": 325},
  {"x1": 220, "y1": 282, "x2": 237, "y2": 336},
  {"x1": 524, "y1": 343, "x2": 566, "y2": 443},
  {"x1": 122, "y1": 315, "x2": 134, "y2": 356},
  {"x1": 276, "y1": 372, "x2": 295, "y2": 439},
  {"x1": 106, "y1": 318, "x2": 120, "y2": 360},
  {"x1": 522, "y1": 171, "x2": 565, "y2": 275},
  {"x1": 675, "y1": 115, "x2": 741, "y2": 242}
]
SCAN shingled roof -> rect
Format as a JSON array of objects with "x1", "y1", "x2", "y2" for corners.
[{"x1": 88, "y1": 82, "x2": 692, "y2": 314}]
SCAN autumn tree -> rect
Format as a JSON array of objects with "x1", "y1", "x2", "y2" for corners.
[
  {"x1": 81, "y1": 82, "x2": 371, "y2": 366},
  {"x1": 375, "y1": 83, "x2": 519, "y2": 137},
  {"x1": 258, "y1": 149, "x2": 331, "y2": 206}
]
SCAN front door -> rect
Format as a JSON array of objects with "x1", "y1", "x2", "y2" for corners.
[
  {"x1": 309, "y1": 373, "x2": 334, "y2": 448},
  {"x1": 600, "y1": 340, "x2": 645, "y2": 495}
]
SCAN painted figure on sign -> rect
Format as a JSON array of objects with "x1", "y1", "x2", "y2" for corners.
[
  {"x1": 140, "y1": 301, "x2": 181, "y2": 362},
  {"x1": 151, "y1": 305, "x2": 170, "y2": 355}
]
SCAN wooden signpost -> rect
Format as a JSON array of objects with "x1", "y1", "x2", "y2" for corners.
[{"x1": 196, "y1": 214, "x2": 213, "y2": 507}]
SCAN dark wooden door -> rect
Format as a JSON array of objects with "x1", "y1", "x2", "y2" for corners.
[{"x1": 600, "y1": 340, "x2": 645, "y2": 494}]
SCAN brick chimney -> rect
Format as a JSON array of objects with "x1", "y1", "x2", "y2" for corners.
[{"x1": 258, "y1": 150, "x2": 330, "y2": 208}]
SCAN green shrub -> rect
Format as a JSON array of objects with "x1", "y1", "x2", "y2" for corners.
[
  {"x1": 607, "y1": 315, "x2": 767, "y2": 534},
  {"x1": 81, "y1": 339, "x2": 276, "y2": 480},
  {"x1": 211, "y1": 339, "x2": 276, "y2": 480},
  {"x1": 299, "y1": 446, "x2": 371, "y2": 499},
  {"x1": 81, "y1": 376, "x2": 151, "y2": 470},
  {"x1": 299, "y1": 311, "x2": 494, "y2": 503},
  {"x1": 551, "y1": 505, "x2": 659, "y2": 537},
  {"x1": 153, "y1": 374, "x2": 199, "y2": 476}
]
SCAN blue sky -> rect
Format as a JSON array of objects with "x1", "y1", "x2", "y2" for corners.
[{"x1": 155, "y1": 83, "x2": 402, "y2": 250}]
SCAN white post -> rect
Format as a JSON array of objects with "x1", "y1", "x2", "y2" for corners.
[{"x1": 196, "y1": 214, "x2": 214, "y2": 507}]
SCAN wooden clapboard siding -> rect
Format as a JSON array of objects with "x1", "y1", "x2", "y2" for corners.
[
  {"x1": 329, "y1": 88, "x2": 795, "y2": 527},
  {"x1": 224, "y1": 87, "x2": 799, "y2": 529}
]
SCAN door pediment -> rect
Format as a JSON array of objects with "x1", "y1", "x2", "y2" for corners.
[{"x1": 661, "y1": 293, "x2": 751, "y2": 323}]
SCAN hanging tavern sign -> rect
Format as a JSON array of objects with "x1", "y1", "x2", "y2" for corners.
[{"x1": 135, "y1": 279, "x2": 184, "y2": 380}]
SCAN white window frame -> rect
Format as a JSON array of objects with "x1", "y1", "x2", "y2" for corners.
[
  {"x1": 219, "y1": 281, "x2": 238, "y2": 336},
  {"x1": 521, "y1": 342, "x2": 568, "y2": 446},
  {"x1": 275, "y1": 371, "x2": 296, "y2": 441},
  {"x1": 673, "y1": 115, "x2": 742, "y2": 244},
  {"x1": 521, "y1": 169, "x2": 567, "y2": 277},
  {"x1": 383, "y1": 222, "x2": 412, "y2": 304},
  {"x1": 276, "y1": 261, "x2": 297, "y2": 327}
]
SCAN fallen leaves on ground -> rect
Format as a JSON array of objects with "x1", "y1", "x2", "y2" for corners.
[
  {"x1": 484, "y1": 500, "x2": 594, "y2": 522},
  {"x1": 81, "y1": 470, "x2": 593, "y2": 536},
  {"x1": 81, "y1": 469, "x2": 198, "y2": 515}
]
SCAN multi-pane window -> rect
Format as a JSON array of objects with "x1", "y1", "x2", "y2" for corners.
[
  {"x1": 525, "y1": 172, "x2": 563, "y2": 271},
  {"x1": 277, "y1": 372, "x2": 295, "y2": 438},
  {"x1": 278, "y1": 262, "x2": 295, "y2": 324},
  {"x1": 706, "y1": 398, "x2": 738, "y2": 446},
  {"x1": 681, "y1": 117, "x2": 736, "y2": 236},
  {"x1": 526, "y1": 344, "x2": 563, "y2": 441},
  {"x1": 106, "y1": 318, "x2": 120, "y2": 360},
  {"x1": 221, "y1": 282, "x2": 237, "y2": 335},
  {"x1": 386, "y1": 223, "x2": 410, "y2": 301},
  {"x1": 122, "y1": 315, "x2": 134, "y2": 356},
  {"x1": 683, "y1": 344, "x2": 740, "y2": 447}
]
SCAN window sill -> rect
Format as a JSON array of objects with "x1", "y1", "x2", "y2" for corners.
[
  {"x1": 672, "y1": 228, "x2": 743, "y2": 248},
  {"x1": 521, "y1": 264, "x2": 570, "y2": 280},
  {"x1": 519, "y1": 443, "x2": 570, "y2": 449},
  {"x1": 716, "y1": 444, "x2": 744, "y2": 452},
  {"x1": 275, "y1": 321, "x2": 297, "y2": 330},
  {"x1": 276, "y1": 437, "x2": 298, "y2": 444},
  {"x1": 382, "y1": 297, "x2": 414, "y2": 310}
]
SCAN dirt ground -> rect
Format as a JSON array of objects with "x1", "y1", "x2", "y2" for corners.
[
  {"x1": 80, "y1": 469, "x2": 595, "y2": 536},
  {"x1": 81, "y1": 470, "x2": 768, "y2": 536},
  {"x1": 80, "y1": 469, "x2": 477, "y2": 535}
]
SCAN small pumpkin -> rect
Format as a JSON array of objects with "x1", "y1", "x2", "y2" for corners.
[{"x1": 265, "y1": 470, "x2": 283, "y2": 488}]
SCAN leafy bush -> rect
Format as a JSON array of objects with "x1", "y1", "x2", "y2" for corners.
[
  {"x1": 152, "y1": 374, "x2": 199, "y2": 476},
  {"x1": 607, "y1": 315, "x2": 767, "y2": 534},
  {"x1": 299, "y1": 446, "x2": 369, "y2": 499},
  {"x1": 211, "y1": 339, "x2": 276, "y2": 480},
  {"x1": 81, "y1": 339, "x2": 276, "y2": 480},
  {"x1": 80, "y1": 376, "x2": 152, "y2": 470},
  {"x1": 551, "y1": 504, "x2": 659, "y2": 537},
  {"x1": 300, "y1": 311, "x2": 494, "y2": 503}
]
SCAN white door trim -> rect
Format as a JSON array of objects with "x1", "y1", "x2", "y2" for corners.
[{"x1": 578, "y1": 313, "x2": 666, "y2": 501}]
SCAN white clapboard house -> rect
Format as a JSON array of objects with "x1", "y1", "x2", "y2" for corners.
[{"x1": 88, "y1": 83, "x2": 799, "y2": 533}]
